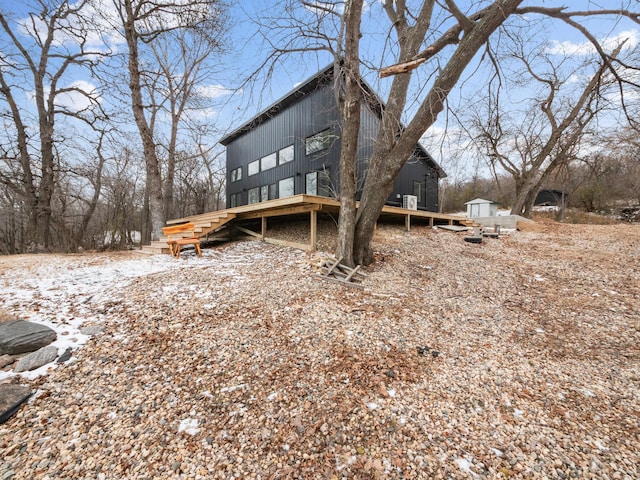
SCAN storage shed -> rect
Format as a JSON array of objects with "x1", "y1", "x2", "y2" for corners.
[{"x1": 465, "y1": 198, "x2": 497, "y2": 218}]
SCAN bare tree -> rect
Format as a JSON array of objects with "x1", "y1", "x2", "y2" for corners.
[
  {"x1": 0, "y1": 0, "x2": 106, "y2": 250},
  {"x1": 348, "y1": 3, "x2": 640, "y2": 264},
  {"x1": 110, "y1": 0, "x2": 226, "y2": 241},
  {"x1": 470, "y1": 35, "x2": 626, "y2": 217},
  {"x1": 261, "y1": 2, "x2": 640, "y2": 264}
]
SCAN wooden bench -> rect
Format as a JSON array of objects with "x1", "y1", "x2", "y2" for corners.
[{"x1": 161, "y1": 222, "x2": 202, "y2": 258}]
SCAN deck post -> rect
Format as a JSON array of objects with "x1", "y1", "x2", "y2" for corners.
[
  {"x1": 261, "y1": 216, "x2": 267, "y2": 241},
  {"x1": 405, "y1": 214, "x2": 411, "y2": 232},
  {"x1": 429, "y1": 216, "x2": 434, "y2": 227},
  {"x1": 310, "y1": 210, "x2": 317, "y2": 251}
]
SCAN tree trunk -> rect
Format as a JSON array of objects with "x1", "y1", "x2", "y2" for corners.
[
  {"x1": 36, "y1": 100, "x2": 55, "y2": 249},
  {"x1": 335, "y1": 0, "x2": 364, "y2": 267},
  {"x1": 122, "y1": 0, "x2": 165, "y2": 241}
]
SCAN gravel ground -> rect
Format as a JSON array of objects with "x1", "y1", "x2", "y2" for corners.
[{"x1": 0, "y1": 222, "x2": 638, "y2": 479}]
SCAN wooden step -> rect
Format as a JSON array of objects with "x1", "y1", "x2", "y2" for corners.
[{"x1": 140, "y1": 244, "x2": 171, "y2": 255}]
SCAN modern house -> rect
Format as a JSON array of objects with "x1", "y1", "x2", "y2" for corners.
[{"x1": 219, "y1": 64, "x2": 446, "y2": 212}]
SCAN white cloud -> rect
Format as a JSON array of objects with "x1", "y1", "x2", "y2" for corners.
[
  {"x1": 56, "y1": 80, "x2": 101, "y2": 111},
  {"x1": 194, "y1": 84, "x2": 235, "y2": 99},
  {"x1": 546, "y1": 29, "x2": 639, "y2": 56},
  {"x1": 303, "y1": 1, "x2": 345, "y2": 16},
  {"x1": 186, "y1": 107, "x2": 219, "y2": 120},
  {"x1": 27, "y1": 80, "x2": 101, "y2": 113},
  {"x1": 17, "y1": 0, "x2": 124, "y2": 51}
]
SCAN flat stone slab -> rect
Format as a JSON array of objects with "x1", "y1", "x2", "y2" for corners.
[
  {"x1": 437, "y1": 225, "x2": 469, "y2": 232},
  {"x1": 80, "y1": 325, "x2": 104, "y2": 336},
  {"x1": 0, "y1": 320, "x2": 57, "y2": 355},
  {"x1": 14, "y1": 345, "x2": 59, "y2": 373},
  {"x1": 0, "y1": 384, "x2": 32, "y2": 424}
]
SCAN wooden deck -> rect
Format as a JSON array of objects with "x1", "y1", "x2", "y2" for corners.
[{"x1": 141, "y1": 194, "x2": 471, "y2": 254}]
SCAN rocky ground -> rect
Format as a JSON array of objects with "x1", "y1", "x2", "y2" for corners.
[{"x1": 0, "y1": 221, "x2": 638, "y2": 479}]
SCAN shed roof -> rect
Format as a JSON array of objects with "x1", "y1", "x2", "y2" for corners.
[
  {"x1": 465, "y1": 198, "x2": 497, "y2": 205},
  {"x1": 219, "y1": 63, "x2": 446, "y2": 178}
]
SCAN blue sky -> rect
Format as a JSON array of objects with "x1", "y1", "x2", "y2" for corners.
[
  {"x1": 215, "y1": 1, "x2": 639, "y2": 180},
  {"x1": 2, "y1": 1, "x2": 638, "y2": 181}
]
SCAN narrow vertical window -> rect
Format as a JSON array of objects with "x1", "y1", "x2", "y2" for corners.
[
  {"x1": 306, "y1": 172, "x2": 318, "y2": 195},
  {"x1": 413, "y1": 181, "x2": 422, "y2": 203}
]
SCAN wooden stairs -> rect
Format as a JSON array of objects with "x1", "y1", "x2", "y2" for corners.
[
  {"x1": 460, "y1": 218, "x2": 481, "y2": 228},
  {"x1": 140, "y1": 212, "x2": 236, "y2": 255}
]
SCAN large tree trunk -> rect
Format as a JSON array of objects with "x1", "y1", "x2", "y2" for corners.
[
  {"x1": 122, "y1": 0, "x2": 164, "y2": 241},
  {"x1": 335, "y1": 0, "x2": 364, "y2": 267},
  {"x1": 36, "y1": 117, "x2": 55, "y2": 249}
]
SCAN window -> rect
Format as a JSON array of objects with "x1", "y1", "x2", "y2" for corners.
[
  {"x1": 229, "y1": 192, "x2": 242, "y2": 208},
  {"x1": 278, "y1": 177, "x2": 294, "y2": 198},
  {"x1": 248, "y1": 187, "x2": 260, "y2": 204},
  {"x1": 279, "y1": 145, "x2": 294, "y2": 164},
  {"x1": 306, "y1": 170, "x2": 331, "y2": 197},
  {"x1": 261, "y1": 152, "x2": 277, "y2": 171},
  {"x1": 230, "y1": 167, "x2": 242, "y2": 183},
  {"x1": 269, "y1": 183, "x2": 277, "y2": 200},
  {"x1": 248, "y1": 159, "x2": 260, "y2": 176},
  {"x1": 260, "y1": 185, "x2": 269, "y2": 202},
  {"x1": 306, "y1": 172, "x2": 317, "y2": 195},
  {"x1": 413, "y1": 181, "x2": 422, "y2": 203},
  {"x1": 305, "y1": 130, "x2": 331, "y2": 155}
]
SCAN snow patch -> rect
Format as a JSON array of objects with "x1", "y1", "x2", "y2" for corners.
[
  {"x1": 454, "y1": 457, "x2": 478, "y2": 478},
  {"x1": 178, "y1": 418, "x2": 200, "y2": 435}
]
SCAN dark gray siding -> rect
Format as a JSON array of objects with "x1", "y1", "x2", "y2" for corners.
[
  {"x1": 387, "y1": 155, "x2": 439, "y2": 211},
  {"x1": 226, "y1": 87, "x2": 341, "y2": 203},
  {"x1": 225, "y1": 78, "x2": 441, "y2": 211}
]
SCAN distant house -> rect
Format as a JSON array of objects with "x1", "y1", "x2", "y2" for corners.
[
  {"x1": 535, "y1": 189, "x2": 566, "y2": 207},
  {"x1": 465, "y1": 198, "x2": 497, "y2": 218},
  {"x1": 219, "y1": 64, "x2": 446, "y2": 212}
]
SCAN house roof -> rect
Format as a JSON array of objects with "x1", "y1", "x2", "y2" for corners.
[
  {"x1": 219, "y1": 63, "x2": 446, "y2": 178},
  {"x1": 465, "y1": 198, "x2": 497, "y2": 205}
]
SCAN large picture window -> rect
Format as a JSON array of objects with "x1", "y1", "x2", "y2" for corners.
[
  {"x1": 230, "y1": 167, "x2": 242, "y2": 183},
  {"x1": 248, "y1": 159, "x2": 260, "y2": 176},
  {"x1": 260, "y1": 185, "x2": 269, "y2": 202},
  {"x1": 248, "y1": 187, "x2": 260, "y2": 204},
  {"x1": 278, "y1": 145, "x2": 294, "y2": 164},
  {"x1": 305, "y1": 130, "x2": 331, "y2": 156},
  {"x1": 261, "y1": 152, "x2": 277, "y2": 171},
  {"x1": 305, "y1": 170, "x2": 331, "y2": 197},
  {"x1": 278, "y1": 177, "x2": 294, "y2": 198}
]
